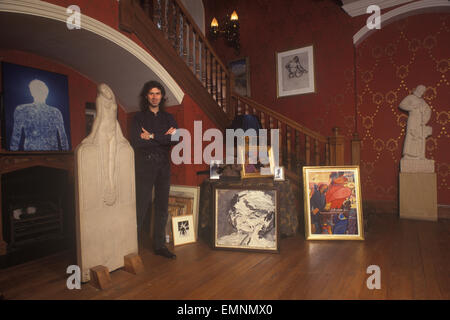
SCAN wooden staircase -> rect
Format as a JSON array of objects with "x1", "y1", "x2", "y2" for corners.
[{"x1": 118, "y1": 0, "x2": 351, "y2": 186}]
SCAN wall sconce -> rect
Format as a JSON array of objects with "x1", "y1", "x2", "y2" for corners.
[{"x1": 210, "y1": 10, "x2": 240, "y2": 54}]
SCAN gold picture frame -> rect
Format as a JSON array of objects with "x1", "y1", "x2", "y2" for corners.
[
  {"x1": 239, "y1": 144, "x2": 275, "y2": 179},
  {"x1": 303, "y1": 166, "x2": 364, "y2": 240}
]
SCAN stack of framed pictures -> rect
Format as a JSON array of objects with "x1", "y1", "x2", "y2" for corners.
[{"x1": 166, "y1": 185, "x2": 200, "y2": 246}]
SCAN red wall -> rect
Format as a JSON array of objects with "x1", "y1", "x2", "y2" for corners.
[
  {"x1": 204, "y1": 0, "x2": 357, "y2": 162},
  {"x1": 0, "y1": 49, "x2": 128, "y2": 149},
  {"x1": 204, "y1": 1, "x2": 449, "y2": 206},
  {"x1": 356, "y1": 13, "x2": 450, "y2": 205}
]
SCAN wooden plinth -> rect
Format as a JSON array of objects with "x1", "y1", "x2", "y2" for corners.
[
  {"x1": 90, "y1": 265, "x2": 112, "y2": 290},
  {"x1": 124, "y1": 253, "x2": 144, "y2": 275}
]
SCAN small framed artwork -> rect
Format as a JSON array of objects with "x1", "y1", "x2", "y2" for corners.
[
  {"x1": 165, "y1": 196, "x2": 191, "y2": 243},
  {"x1": 302, "y1": 166, "x2": 364, "y2": 240},
  {"x1": 273, "y1": 166, "x2": 285, "y2": 181},
  {"x1": 276, "y1": 45, "x2": 315, "y2": 97},
  {"x1": 172, "y1": 215, "x2": 196, "y2": 246},
  {"x1": 240, "y1": 144, "x2": 274, "y2": 179},
  {"x1": 229, "y1": 57, "x2": 251, "y2": 97},
  {"x1": 213, "y1": 186, "x2": 279, "y2": 253},
  {"x1": 210, "y1": 160, "x2": 222, "y2": 180}
]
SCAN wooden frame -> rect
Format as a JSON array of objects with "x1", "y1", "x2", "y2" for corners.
[
  {"x1": 213, "y1": 186, "x2": 279, "y2": 253},
  {"x1": 276, "y1": 45, "x2": 315, "y2": 97},
  {"x1": 303, "y1": 166, "x2": 364, "y2": 240},
  {"x1": 229, "y1": 57, "x2": 251, "y2": 97},
  {"x1": 172, "y1": 215, "x2": 196, "y2": 246},
  {"x1": 240, "y1": 144, "x2": 275, "y2": 179}
]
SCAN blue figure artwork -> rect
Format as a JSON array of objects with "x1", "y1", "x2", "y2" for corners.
[
  {"x1": 2, "y1": 62, "x2": 71, "y2": 151},
  {"x1": 10, "y1": 80, "x2": 69, "y2": 151}
]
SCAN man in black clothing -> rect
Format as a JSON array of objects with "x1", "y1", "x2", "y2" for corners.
[{"x1": 131, "y1": 80, "x2": 178, "y2": 259}]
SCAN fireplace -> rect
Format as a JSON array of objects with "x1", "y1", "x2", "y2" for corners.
[{"x1": 0, "y1": 152, "x2": 74, "y2": 268}]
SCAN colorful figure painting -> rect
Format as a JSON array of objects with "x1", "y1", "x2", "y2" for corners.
[{"x1": 303, "y1": 166, "x2": 364, "y2": 240}]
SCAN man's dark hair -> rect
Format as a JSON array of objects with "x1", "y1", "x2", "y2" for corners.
[{"x1": 139, "y1": 80, "x2": 167, "y2": 112}]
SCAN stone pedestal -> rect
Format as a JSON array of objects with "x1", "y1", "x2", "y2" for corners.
[
  {"x1": 399, "y1": 173, "x2": 437, "y2": 221},
  {"x1": 400, "y1": 158, "x2": 435, "y2": 173}
]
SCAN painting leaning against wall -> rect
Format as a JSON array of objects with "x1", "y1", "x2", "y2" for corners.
[{"x1": 303, "y1": 166, "x2": 364, "y2": 240}]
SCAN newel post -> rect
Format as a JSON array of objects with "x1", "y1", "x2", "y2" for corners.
[
  {"x1": 351, "y1": 132, "x2": 361, "y2": 165},
  {"x1": 328, "y1": 127, "x2": 345, "y2": 165}
]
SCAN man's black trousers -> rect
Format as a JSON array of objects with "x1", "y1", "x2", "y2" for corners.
[{"x1": 135, "y1": 153, "x2": 171, "y2": 250}]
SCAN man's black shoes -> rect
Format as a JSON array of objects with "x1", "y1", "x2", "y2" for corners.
[{"x1": 154, "y1": 246, "x2": 176, "y2": 259}]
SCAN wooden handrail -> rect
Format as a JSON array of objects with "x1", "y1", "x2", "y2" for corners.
[
  {"x1": 232, "y1": 93, "x2": 327, "y2": 143},
  {"x1": 172, "y1": 0, "x2": 229, "y2": 73},
  {"x1": 122, "y1": 0, "x2": 347, "y2": 172},
  {"x1": 136, "y1": 0, "x2": 232, "y2": 117},
  {"x1": 120, "y1": 0, "x2": 231, "y2": 129},
  {"x1": 231, "y1": 93, "x2": 332, "y2": 171}
]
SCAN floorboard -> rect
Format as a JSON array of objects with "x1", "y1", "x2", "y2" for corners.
[{"x1": 0, "y1": 215, "x2": 448, "y2": 300}]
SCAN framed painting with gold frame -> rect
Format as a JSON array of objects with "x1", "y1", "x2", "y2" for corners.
[
  {"x1": 303, "y1": 166, "x2": 364, "y2": 240},
  {"x1": 239, "y1": 144, "x2": 274, "y2": 179}
]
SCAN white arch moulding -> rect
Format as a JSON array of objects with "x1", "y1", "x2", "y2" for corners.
[
  {"x1": 0, "y1": 0, "x2": 185, "y2": 110},
  {"x1": 353, "y1": 0, "x2": 450, "y2": 46}
]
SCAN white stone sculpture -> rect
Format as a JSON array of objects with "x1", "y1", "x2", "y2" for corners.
[
  {"x1": 399, "y1": 85, "x2": 434, "y2": 173},
  {"x1": 75, "y1": 83, "x2": 138, "y2": 282}
]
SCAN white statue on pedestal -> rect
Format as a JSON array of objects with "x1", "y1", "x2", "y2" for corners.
[
  {"x1": 399, "y1": 85, "x2": 434, "y2": 173},
  {"x1": 75, "y1": 83, "x2": 138, "y2": 282}
]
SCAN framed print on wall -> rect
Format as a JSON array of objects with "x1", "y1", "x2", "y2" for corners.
[
  {"x1": 276, "y1": 45, "x2": 315, "y2": 97},
  {"x1": 229, "y1": 57, "x2": 251, "y2": 97},
  {"x1": 213, "y1": 186, "x2": 279, "y2": 253},
  {"x1": 1, "y1": 62, "x2": 71, "y2": 151},
  {"x1": 303, "y1": 166, "x2": 364, "y2": 240}
]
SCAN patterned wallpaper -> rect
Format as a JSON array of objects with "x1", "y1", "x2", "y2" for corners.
[{"x1": 356, "y1": 13, "x2": 449, "y2": 204}]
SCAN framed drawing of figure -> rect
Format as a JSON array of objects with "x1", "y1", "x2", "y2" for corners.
[
  {"x1": 2, "y1": 62, "x2": 71, "y2": 151},
  {"x1": 276, "y1": 45, "x2": 315, "y2": 97}
]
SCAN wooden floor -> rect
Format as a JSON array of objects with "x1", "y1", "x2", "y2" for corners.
[{"x1": 0, "y1": 215, "x2": 449, "y2": 300}]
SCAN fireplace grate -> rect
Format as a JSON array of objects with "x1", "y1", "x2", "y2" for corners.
[{"x1": 8, "y1": 200, "x2": 64, "y2": 248}]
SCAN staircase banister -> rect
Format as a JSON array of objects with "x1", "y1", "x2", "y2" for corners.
[
  {"x1": 119, "y1": 0, "x2": 229, "y2": 130},
  {"x1": 232, "y1": 93, "x2": 327, "y2": 143},
  {"x1": 172, "y1": 0, "x2": 229, "y2": 74}
]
